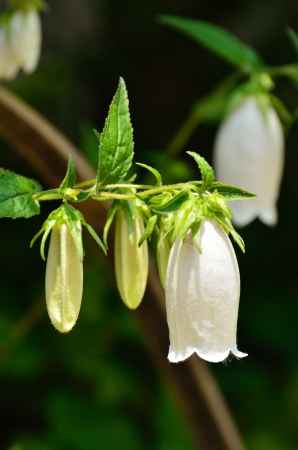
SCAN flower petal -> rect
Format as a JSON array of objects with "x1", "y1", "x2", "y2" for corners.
[{"x1": 165, "y1": 220, "x2": 246, "y2": 363}]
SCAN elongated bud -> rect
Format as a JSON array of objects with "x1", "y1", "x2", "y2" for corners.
[
  {"x1": 114, "y1": 209, "x2": 148, "y2": 309},
  {"x1": 156, "y1": 236, "x2": 171, "y2": 288},
  {"x1": 45, "y1": 223, "x2": 83, "y2": 333}
]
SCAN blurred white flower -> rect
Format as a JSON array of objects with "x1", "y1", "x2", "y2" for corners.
[
  {"x1": 10, "y1": 9, "x2": 41, "y2": 74},
  {"x1": 0, "y1": 9, "x2": 41, "y2": 79},
  {"x1": 165, "y1": 220, "x2": 246, "y2": 363},
  {"x1": 46, "y1": 223, "x2": 83, "y2": 333},
  {"x1": 214, "y1": 96, "x2": 284, "y2": 227}
]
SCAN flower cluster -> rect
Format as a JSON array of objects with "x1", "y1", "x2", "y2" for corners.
[
  {"x1": 0, "y1": 5, "x2": 41, "y2": 79},
  {"x1": 1, "y1": 79, "x2": 254, "y2": 364}
]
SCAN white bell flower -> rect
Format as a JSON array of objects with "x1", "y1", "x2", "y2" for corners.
[
  {"x1": 46, "y1": 223, "x2": 83, "y2": 333},
  {"x1": 9, "y1": 9, "x2": 41, "y2": 74},
  {"x1": 214, "y1": 96, "x2": 284, "y2": 227},
  {"x1": 0, "y1": 28, "x2": 19, "y2": 79},
  {"x1": 165, "y1": 219, "x2": 246, "y2": 363}
]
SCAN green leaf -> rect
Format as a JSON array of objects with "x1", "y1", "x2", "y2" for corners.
[
  {"x1": 160, "y1": 15, "x2": 263, "y2": 71},
  {"x1": 0, "y1": 169, "x2": 41, "y2": 219},
  {"x1": 103, "y1": 203, "x2": 118, "y2": 248},
  {"x1": 60, "y1": 157, "x2": 76, "y2": 190},
  {"x1": 138, "y1": 215, "x2": 158, "y2": 246},
  {"x1": 152, "y1": 191, "x2": 189, "y2": 214},
  {"x1": 211, "y1": 182, "x2": 255, "y2": 200},
  {"x1": 187, "y1": 151, "x2": 215, "y2": 187},
  {"x1": 97, "y1": 77, "x2": 134, "y2": 187},
  {"x1": 287, "y1": 28, "x2": 298, "y2": 58},
  {"x1": 136, "y1": 162, "x2": 162, "y2": 186}
]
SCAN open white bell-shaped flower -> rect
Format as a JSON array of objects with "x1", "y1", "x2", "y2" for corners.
[
  {"x1": 214, "y1": 96, "x2": 284, "y2": 227},
  {"x1": 165, "y1": 220, "x2": 246, "y2": 363},
  {"x1": 10, "y1": 9, "x2": 41, "y2": 74},
  {"x1": 0, "y1": 28, "x2": 19, "y2": 79},
  {"x1": 46, "y1": 223, "x2": 83, "y2": 333}
]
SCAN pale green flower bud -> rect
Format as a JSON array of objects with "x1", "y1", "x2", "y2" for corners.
[
  {"x1": 45, "y1": 222, "x2": 83, "y2": 333},
  {"x1": 114, "y1": 209, "x2": 148, "y2": 309},
  {"x1": 156, "y1": 236, "x2": 171, "y2": 289}
]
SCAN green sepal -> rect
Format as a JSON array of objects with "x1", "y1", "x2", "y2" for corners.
[
  {"x1": 136, "y1": 162, "x2": 162, "y2": 186},
  {"x1": 152, "y1": 191, "x2": 189, "y2": 214},
  {"x1": 82, "y1": 220, "x2": 107, "y2": 255},
  {"x1": 96, "y1": 77, "x2": 134, "y2": 188},
  {"x1": 187, "y1": 151, "x2": 214, "y2": 188},
  {"x1": 103, "y1": 202, "x2": 118, "y2": 248},
  {"x1": 210, "y1": 182, "x2": 255, "y2": 200},
  {"x1": 59, "y1": 157, "x2": 76, "y2": 190},
  {"x1": 269, "y1": 95, "x2": 293, "y2": 129},
  {"x1": 0, "y1": 169, "x2": 41, "y2": 219},
  {"x1": 138, "y1": 215, "x2": 158, "y2": 246},
  {"x1": 76, "y1": 191, "x2": 92, "y2": 203},
  {"x1": 9, "y1": 0, "x2": 46, "y2": 12},
  {"x1": 160, "y1": 15, "x2": 263, "y2": 72}
]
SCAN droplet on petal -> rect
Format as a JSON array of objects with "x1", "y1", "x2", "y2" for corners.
[
  {"x1": 165, "y1": 220, "x2": 247, "y2": 363},
  {"x1": 45, "y1": 223, "x2": 83, "y2": 333},
  {"x1": 214, "y1": 96, "x2": 284, "y2": 227}
]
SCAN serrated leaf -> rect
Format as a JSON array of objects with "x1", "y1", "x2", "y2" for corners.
[
  {"x1": 160, "y1": 15, "x2": 263, "y2": 71},
  {"x1": 60, "y1": 157, "x2": 76, "y2": 190},
  {"x1": 287, "y1": 28, "x2": 298, "y2": 58},
  {"x1": 97, "y1": 77, "x2": 134, "y2": 187},
  {"x1": 152, "y1": 191, "x2": 189, "y2": 214},
  {"x1": 211, "y1": 182, "x2": 255, "y2": 200},
  {"x1": 0, "y1": 169, "x2": 41, "y2": 219},
  {"x1": 187, "y1": 151, "x2": 215, "y2": 187},
  {"x1": 136, "y1": 162, "x2": 162, "y2": 186},
  {"x1": 138, "y1": 215, "x2": 157, "y2": 246}
]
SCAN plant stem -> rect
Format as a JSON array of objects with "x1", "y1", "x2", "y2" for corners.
[{"x1": 166, "y1": 108, "x2": 201, "y2": 157}]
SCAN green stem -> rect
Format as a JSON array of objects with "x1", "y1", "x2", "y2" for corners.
[{"x1": 166, "y1": 109, "x2": 202, "y2": 157}]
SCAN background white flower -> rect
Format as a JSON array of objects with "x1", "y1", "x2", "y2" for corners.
[
  {"x1": 214, "y1": 96, "x2": 284, "y2": 227},
  {"x1": 165, "y1": 220, "x2": 247, "y2": 363}
]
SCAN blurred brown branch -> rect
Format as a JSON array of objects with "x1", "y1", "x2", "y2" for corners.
[{"x1": 0, "y1": 86, "x2": 245, "y2": 450}]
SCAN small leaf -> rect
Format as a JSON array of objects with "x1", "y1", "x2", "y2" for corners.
[
  {"x1": 230, "y1": 227, "x2": 245, "y2": 253},
  {"x1": 103, "y1": 203, "x2": 118, "y2": 247},
  {"x1": 60, "y1": 157, "x2": 76, "y2": 190},
  {"x1": 160, "y1": 15, "x2": 263, "y2": 71},
  {"x1": 211, "y1": 182, "x2": 255, "y2": 200},
  {"x1": 136, "y1": 162, "x2": 162, "y2": 186},
  {"x1": 287, "y1": 28, "x2": 298, "y2": 58},
  {"x1": 138, "y1": 215, "x2": 158, "y2": 246},
  {"x1": 97, "y1": 77, "x2": 134, "y2": 187},
  {"x1": 187, "y1": 151, "x2": 215, "y2": 187},
  {"x1": 152, "y1": 191, "x2": 189, "y2": 214},
  {"x1": 83, "y1": 221, "x2": 107, "y2": 254},
  {"x1": 0, "y1": 169, "x2": 41, "y2": 219}
]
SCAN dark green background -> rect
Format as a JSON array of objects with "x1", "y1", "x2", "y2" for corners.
[{"x1": 1, "y1": 1, "x2": 298, "y2": 449}]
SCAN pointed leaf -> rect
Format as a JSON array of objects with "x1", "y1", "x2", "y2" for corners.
[
  {"x1": 138, "y1": 215, "x2": 158, "y2": 246},
  {"x1": 60, "y1": 157, "x2": 76, "y2": 190},
  {"x1": 136, "y1": 162, "x2": 162, "y2": 186},
  {"x1": 187, "y1": 151, "x2": 215, "y2": 187},
  {"x1": 160, "y1": 15, "x2": 263, "y2": 71},
  {"x1": 97, "y1": 77, "x2": 134, "y2": 187},
  {"x1": 211, "y1": 182, "x2": 255, "y2": 200},
  {"x1": 152, "y1": 191, "x2": 189, "y2": 214}
]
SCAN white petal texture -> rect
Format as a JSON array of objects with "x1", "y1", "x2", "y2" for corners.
[
  {"x1": 0, "y1": 28, "x2": 19, "y2": 79},
  {"x1": 10, "y1": 10, "x2": 41, "y2": 73},
  {"x1": 114, "y1": 209, "x2": 149, "y2": 309},
  {"x1": 165, "y1": 220, "x2": 246, "y2": 363},
  {"x1": 45, "y1": 224, "x2": 83, "y2": 333},
  {"x1": 214, "y1": 97, "x2": 284, "y2": 227}
]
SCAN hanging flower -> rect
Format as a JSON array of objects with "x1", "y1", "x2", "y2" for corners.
[
  {"x1": 214, "y1": 96, "x2": 284, "y2": 227},
  {"x1": 165, "y1": 219, "x2": 247, "y2": 363},
  {"x1": 45, "y1": 222, "x2": 83, "y2": 333},
  {"x1": 114, "y1": 206, "x2": 149, "y2": 309},
  {"x1": 10, "y1": 8, "x2": 42, "y2": 74},
  {"x1": 0, "y1": 7, "x2": 41, "y2": 80}
]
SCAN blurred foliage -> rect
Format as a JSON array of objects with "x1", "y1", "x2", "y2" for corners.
[{"x1": 2, "y1": 1, "x2": 298, "y2": 450}]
